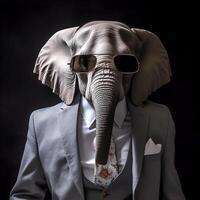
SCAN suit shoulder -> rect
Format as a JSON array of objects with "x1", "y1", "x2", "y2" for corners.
[
  {"x1": 143, "y1": 100, "x2": 171, "y2": 118},
  {"x1": 142, "y1": 101, "x2": 172, "y2": 142},
  {"x1": 30, "y1": 102, "x2": 65, "y2": 126},
  {"x1": 32, "y1": 102, "x2": 64, "y2": 115}
]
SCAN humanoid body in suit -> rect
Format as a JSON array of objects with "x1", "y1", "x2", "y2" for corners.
[{"x1": 10, "y1": 21, "x2": 185, "y2": 200}]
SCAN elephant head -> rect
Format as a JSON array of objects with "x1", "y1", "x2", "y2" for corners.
[{"x1": 34, "y1": 21, "x2": 171, "y2": 165}]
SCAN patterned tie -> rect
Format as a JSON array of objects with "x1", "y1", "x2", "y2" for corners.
[{"x1": 94, "y1": 136, "x2": 119, "y2": 187}]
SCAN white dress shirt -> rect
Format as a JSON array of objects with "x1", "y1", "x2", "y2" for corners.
[{"x1": 78, "y1": 96, "x2": 132, "y2": 182}]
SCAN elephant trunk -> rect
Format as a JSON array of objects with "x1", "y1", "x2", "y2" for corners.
[{"x1": 91, "y1": 67, "x2": 121, "y2": 165}]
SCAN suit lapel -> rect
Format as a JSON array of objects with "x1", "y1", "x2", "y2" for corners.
[
  {"x1": 58, "y1": 95, "x2": 84, "y2": 200},
  {"x1": 128, "y1": 101, "x2": 150, "y2": 193}
]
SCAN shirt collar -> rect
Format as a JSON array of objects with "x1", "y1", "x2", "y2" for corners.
[{"x1": 80, "y1": 96, "x2": 128, "y2": 129}]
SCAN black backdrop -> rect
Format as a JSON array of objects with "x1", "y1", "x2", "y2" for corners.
[{"x1": 0, "y1": 0, "x2": 197, "y2": 199}]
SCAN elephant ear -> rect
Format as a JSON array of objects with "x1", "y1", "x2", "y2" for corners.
[
  {"x1": 131, "y1": 28, "x2": 171, "y2": 105},
  {"x1": 34, "y1": 27, "x2": 79, "y2": 105}
]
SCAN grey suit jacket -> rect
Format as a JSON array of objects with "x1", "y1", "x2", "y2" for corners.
[{"x1": 10, "y1": 96, "x2": 185, "y2": 200}]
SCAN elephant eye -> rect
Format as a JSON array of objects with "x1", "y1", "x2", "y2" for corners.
[
  {"x1": 114, "y1": 54, "x2": 139, "y2": 74},
  {"x1": 70, "y1": 55, "x2": 97, "y2": 72}
]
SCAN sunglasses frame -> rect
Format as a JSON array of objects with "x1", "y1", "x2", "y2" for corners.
[{"x1": 68, "y1": 54, "x2": 140, "y2": 74}]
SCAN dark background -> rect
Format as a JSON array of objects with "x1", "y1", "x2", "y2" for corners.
[{"x1": 0, "y1": 0, "x2": 197, "y2": 199}]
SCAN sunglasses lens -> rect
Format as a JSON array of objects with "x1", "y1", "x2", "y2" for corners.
[
  {"x1": 70, "y1": 55, "x2": 96, "y2": 72},
  {"x1": 114, "y1": 55, "x2": 139, "y2": 73}
]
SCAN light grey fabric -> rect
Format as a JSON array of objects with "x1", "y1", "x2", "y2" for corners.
[
  {"x1": 10, "y1": 95, "x2": 185, "y2": 200},
  {"x1": 83, "y1": 138, "x2": 132, "y2": 200}
]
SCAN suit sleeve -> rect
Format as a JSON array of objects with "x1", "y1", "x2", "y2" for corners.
[
  {"x1": 161, "y1": 109, "x2": 185, "y2": 200},
  {"x1": 10, "y1": 112, "x2": 47, "y2": 200}
]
